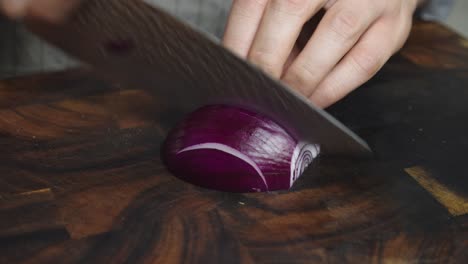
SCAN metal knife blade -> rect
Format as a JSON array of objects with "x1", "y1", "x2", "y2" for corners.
[{"x1": 26, "y1": 0, "x2": 371, "y2": 156}]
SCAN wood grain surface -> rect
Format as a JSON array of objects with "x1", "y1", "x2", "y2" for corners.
[{"x1": 1, "y1": 21, "x2": 468, "y2": 263}]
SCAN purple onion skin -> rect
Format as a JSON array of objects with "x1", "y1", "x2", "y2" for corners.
[{"x1": 162, "y1": 105, "x2": 319, "y2": 193}]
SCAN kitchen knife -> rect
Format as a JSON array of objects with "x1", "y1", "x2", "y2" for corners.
[{"x1": 26, "y1": 0, "x2": 371, "y2": 156}]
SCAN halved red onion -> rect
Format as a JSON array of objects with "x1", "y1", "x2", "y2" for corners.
[{"x1": 162, "y1": 105, "x2": 320, "y2": 192}]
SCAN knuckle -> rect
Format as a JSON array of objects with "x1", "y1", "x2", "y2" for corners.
[
  {"x1": 368, "y1": 0, "x2": 385, "y2": 12},
  {"x1": 287, "y1": 64, "x2": 318, "y2": 87},
  {"x1": 322, "y1": 89, "x2": 340, "y2": 106},
  {"x1": 329, "y1": 9, "x2": 361, "y2": 41},
  {"x1": 394, "y1": 36, "x2": 408, "y2": 53},
  {"x1": 231, "y1": 0, "x2": 269, "y2": 19},
  {"x1": 312, "y1": 82, "x2": 342, "y2": 107},
  {"x1": 233, "y1": 0, "x2": 269, "y2": 9},
  {"x1": 350, "y1": 48, "x2": 383, "y2": 77},
  {"x1": 249, "y1": 51, "x2": 281, "y2": 76},
  {"x1": 395, "y1": 21, "x2": 412, "y2": 51},
  {"x1": 324, "y1": 0, "x2": 338, "y2": 10},
  {"x1": 270, "y1": 0, "x2": 310, "y2": 16},
  {"x1": 383, "y1": 1, "x2": 406, "y2": 16}
]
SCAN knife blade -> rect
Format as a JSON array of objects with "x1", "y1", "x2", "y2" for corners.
[{"x1": 26, "y1": 0, "x2": 371, "y2": 156}]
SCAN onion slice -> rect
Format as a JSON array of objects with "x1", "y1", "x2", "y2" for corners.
[{"x1": 162, "y1": 105, "x2": 320, "y2": 192}]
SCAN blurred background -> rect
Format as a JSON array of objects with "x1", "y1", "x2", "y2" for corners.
[{"x1": 446, "y1": 0, "x2": 468, "y2": 37}]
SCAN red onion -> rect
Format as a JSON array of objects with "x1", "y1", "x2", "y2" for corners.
[{"x1": 162, "y1": 105, "x2": 320, "y2": 192}]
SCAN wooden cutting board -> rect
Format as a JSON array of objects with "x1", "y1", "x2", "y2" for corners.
[{"x1": 0, "y1": 21, "x2": 467, "y2": 263}]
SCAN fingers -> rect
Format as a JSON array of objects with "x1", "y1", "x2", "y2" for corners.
[
  {"x1": 247, "y1": 0, "x2": 324, "y2": 78},
  {"x1": 0, "y1": 0, "x2": 82, "y2": 22},
  {"x1": 282, "y1": 0, "x2": 384, "y2": 96},
  {"x1": 309, "y1": 17, "x2": 412, "y2": 108},
  {"x1": 0, "y1": 0, "x2": 30, "y2": 19},
  {"x1": 28, "y1": 0, "x2": 82, "y2": 22},
  {"x1": 223, "y1": 0, "x2": 269, "y2": 58}
]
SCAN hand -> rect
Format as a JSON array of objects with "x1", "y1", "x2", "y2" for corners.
[
  {"x1": 0, "y1": 0, "x2": 82, "y2": 22},
  {"x1": 223, "y1": 0, "x2": 421, "y2": 108}
]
